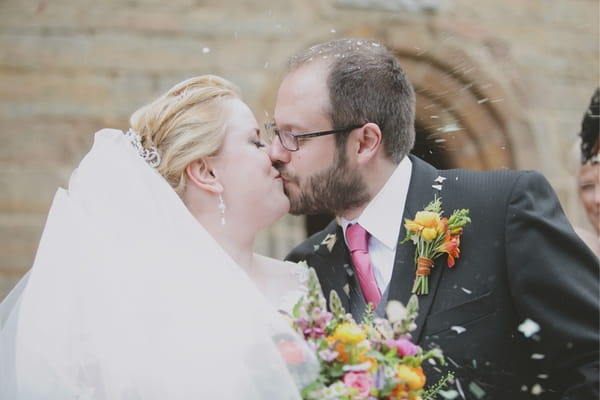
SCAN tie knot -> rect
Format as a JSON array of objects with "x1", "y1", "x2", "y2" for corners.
[{"x1": 346, "y1": 223, "x2": 369, "y2": 252}]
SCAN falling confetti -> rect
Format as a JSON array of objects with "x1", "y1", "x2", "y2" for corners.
[
  {"x1": 434, "y1": 176, "x2": 447, "y2": 183},
  {"x1": 518, "y1": 318, "x2": 540, "y2": 337},
  {"x1": 439, "y1": 389, "x2": 460, "y2": 399},
  {"x1": 441, "y1": 123, "x2": 461, "y2": 132},
  {"x1": 451, "y1": 326, "x2": 466, "y2": 334},
  {"x1": 455, "y1": 378, "x2": 466, "y2": 400},
  {"x1": 531, "y1": 384, "x2": 543, "y2": 395},
  {"x1": 530, "y1": 353, "x2": 545, "y2": 360},
  {"x1": 432, "y1": 184, "x2": 443, "y2": 191},
  {"x1": 461, "y1": 287, "x2": 472, "y2": 294},
  {"x1": 202, "y1": 47, "x2": 210, "y2": 54},
  {"x1": 469, "y1": 381, "x2": 486, "y2": 399}
]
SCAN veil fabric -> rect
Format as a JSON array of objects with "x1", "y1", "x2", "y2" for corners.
[{"x1": 0, "y1": 129, "x2": 317, "y2": 399}]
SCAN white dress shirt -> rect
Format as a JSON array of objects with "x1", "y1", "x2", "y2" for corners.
[{"x1": 342, "y1": 156, "x2": 412, "y2": 291}]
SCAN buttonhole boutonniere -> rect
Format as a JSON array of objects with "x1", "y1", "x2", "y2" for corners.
[{"x1": 400, "y1": 196, "x2": 471, "y2": 295}]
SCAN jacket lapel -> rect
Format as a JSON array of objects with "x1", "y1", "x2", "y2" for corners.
[
  {"x1": 312, "y1": 221, "x2": 370, "y2": 320},
  {"x1": 386, "y1": 156, "x2": 446, "y2": 342},
  {"x1": 311, "y1": 222, "x2": 353, "y2": 313}
]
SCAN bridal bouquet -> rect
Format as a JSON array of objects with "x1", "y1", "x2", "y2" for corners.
[{"x1": 289, "y1": 268, "x2": 449, "y2": 400}]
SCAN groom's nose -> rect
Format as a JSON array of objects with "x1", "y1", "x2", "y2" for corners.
[{"x1": 268, "y1": 135, "x2": 292, "y2": 165}]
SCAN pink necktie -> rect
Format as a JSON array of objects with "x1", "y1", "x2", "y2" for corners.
[{"x1": 346, "y1": 224, "x2": 381, "y2": 306}]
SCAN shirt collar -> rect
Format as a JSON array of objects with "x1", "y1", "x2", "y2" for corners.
[{"x1": 342, "y1": 156, "x2": 412, "y2": 249}]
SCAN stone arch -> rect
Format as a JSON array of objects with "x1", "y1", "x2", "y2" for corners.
[{"x1": 394, "y1": 46, "x2": 516, "y2": 171}]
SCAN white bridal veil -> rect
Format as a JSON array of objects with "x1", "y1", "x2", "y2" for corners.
[{"x1": 0, "y1": 129, "x2": 317, "y2": 399}]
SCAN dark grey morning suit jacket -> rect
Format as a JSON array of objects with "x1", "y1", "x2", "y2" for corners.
[{"x1": 287, "y1": 155, "x2": 599, "y2": 400}]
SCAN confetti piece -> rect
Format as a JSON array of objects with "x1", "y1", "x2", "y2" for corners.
[
  {"x1": 439, "y1": 389, "x2": 460, "y2": 399},
  {"x1": 461, "y1": 287, "x2": 472, "y2": 294},
  {"x1": 518, "y1": 318, "x2": 540, "y2": 337},
  {"x1": 451, "y1": 326, "x2": 466, "y2": 334},
  {"x1": 455, "y1": 378, "x2": 466, "y2": 400},
  {"x1": 531, "y1": 353, "x2": 545, "y2": 360},
  {"x1": 469, "y1": 381, "x2": 486, "y2": 399},
  {"x1": 432, "y1": 184, "x2": 443, "y2": 191},
  {"x1": 434, "y1": 176, "x2": 447, "y2": 183}
]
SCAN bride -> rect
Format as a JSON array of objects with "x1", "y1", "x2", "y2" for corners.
[{"x1": 0, "y1": 75, "x2": 317, "y2": 398}]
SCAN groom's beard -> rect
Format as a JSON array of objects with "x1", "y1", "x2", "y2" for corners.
[{"x1": 280, "y1": 151, "x2": 370, "y2": 216}]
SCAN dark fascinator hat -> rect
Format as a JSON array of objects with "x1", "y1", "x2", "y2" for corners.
[{"x1": 579, "y1": 88, "x2": 600, "y2": 164}]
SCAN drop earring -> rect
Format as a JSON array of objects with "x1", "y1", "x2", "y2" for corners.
[{"x1": 218, "y1": 194, "x2": 226, "y2": 226}]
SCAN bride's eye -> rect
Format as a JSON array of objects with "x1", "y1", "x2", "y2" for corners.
[{"x1": 252, "y1": 139, "x2": 266, "y2": 149}]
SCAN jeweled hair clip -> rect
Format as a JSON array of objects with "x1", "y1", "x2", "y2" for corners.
[{"x1": 125, "y1": 128, "x2": 161, "y2": 168}]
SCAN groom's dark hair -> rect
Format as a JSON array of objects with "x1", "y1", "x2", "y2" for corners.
[{"x1": 287, "y1": 38, "x2": 416, "y2": 163}]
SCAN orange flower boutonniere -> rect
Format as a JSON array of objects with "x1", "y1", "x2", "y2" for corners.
[{"x1": 400, "y1": 196, "x2": 471, "y2": 295}]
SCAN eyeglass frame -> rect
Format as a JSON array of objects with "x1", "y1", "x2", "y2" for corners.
[{"x1": 264, "y1": 122, "x2": 365, "y2": 152}]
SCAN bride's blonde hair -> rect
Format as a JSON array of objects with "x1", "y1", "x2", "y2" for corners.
[{"x1": 129, "y1": 75, "x2": 241, "y2": 195}]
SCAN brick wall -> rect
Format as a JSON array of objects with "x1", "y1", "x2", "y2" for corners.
[{"x1": 0, "y1": 0, "x2": 598, "y2": 298}]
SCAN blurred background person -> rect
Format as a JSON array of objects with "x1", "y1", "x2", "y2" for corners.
[{"x1": 573, "y1": 88, "x2": 600, "y2": 257}]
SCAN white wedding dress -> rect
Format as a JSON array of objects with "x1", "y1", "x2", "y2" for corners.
[
  {"x1": 0, "y1": 129, "x2": 318, "y2": 399},
  {"x1": 270, "y1": 262, "x2": 310, "y2": 316}
]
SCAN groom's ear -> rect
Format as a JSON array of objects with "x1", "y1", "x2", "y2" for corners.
[
  {"x1": 185, "y1": 159, "x2": 223, "y2": 194},
  {"x1": 352, "y1": 122, "x2": 382, "y2": 165}
]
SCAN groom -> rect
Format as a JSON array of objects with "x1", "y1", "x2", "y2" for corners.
[{"x1": 268, "y1": 38, "x2": 599, "y2": 399}]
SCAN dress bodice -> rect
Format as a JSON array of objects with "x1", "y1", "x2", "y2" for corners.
[{"x1": 268, "y1": 261, "x2": 309, "y2": 315}]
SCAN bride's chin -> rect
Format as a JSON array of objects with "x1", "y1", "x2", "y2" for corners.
[{"x1": 265, "y1": 197, "x2": 290, "y2": 224}]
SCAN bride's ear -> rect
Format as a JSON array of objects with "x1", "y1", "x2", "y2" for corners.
[{"x1": 185, "y1": 159, "x2": 223, "y2": 194}]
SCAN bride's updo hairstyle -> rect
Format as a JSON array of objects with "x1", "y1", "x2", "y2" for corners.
[{"x1": 129, "y1": 75, "x2": 241, "y2": 195}]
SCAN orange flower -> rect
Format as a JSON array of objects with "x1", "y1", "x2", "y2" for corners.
[
  {"x1": 439, "y1": 232, "x2": 461, "y2": 267},
  {"x1": 390, "y1": 383, "x2": 409, "y2": 399},
  {"x1": 336, "y1": 343, "x2": 349, "y2": 363},
  {"x1": 396, "y1": 365, "x2": 426, "y2": 390},
  {"x1": 358, "y1": 354, "x2": 378, "y2": 373}
]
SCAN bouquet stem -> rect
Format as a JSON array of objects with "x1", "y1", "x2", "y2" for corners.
[{"x1": 412, "y1": 257, "x2": 433, "y2": 295}]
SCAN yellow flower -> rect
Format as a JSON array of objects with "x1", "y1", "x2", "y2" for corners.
[
  {"x1": 413, "y1": 211, "x2": 440, "y2": 229},
  {"x1": 421, "y1": 227, "x2": 438, "y2": 241},
  {"x1": 405, "y1": 211, "x2": 443, "y2": 241},
  {"x1": 333, "y1": 323, "x2": 366, "y2": 345},
  {"x1": 396, "y1": 365, "x2": 426, "y2": 390},
  {"x1": 405, "y1": 220, "x2": 420, "y2": 232}
]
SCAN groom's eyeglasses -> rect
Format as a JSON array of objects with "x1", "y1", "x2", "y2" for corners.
[{"x1": 264, "y1": 122, "x2": 365, "y2": 152}]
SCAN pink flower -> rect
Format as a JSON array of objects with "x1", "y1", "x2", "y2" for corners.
[
  {"x1": 384, "y1": 338, "x2": 418, "y2": 356},
  {"x1": 342, "y1": 371, "x2": 373, "y2": 399},
  {"x1": 303, "y1": 327, "x2": 326, "y2": 339}
]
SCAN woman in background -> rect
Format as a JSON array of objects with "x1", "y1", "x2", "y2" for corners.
[{"x1": 574, "y1": 88, "x2": 600, "y2": 257}]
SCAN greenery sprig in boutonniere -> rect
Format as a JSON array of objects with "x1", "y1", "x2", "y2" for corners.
[{"x1": 400, "y1": 196, "x2": 471, "y2": 295}]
